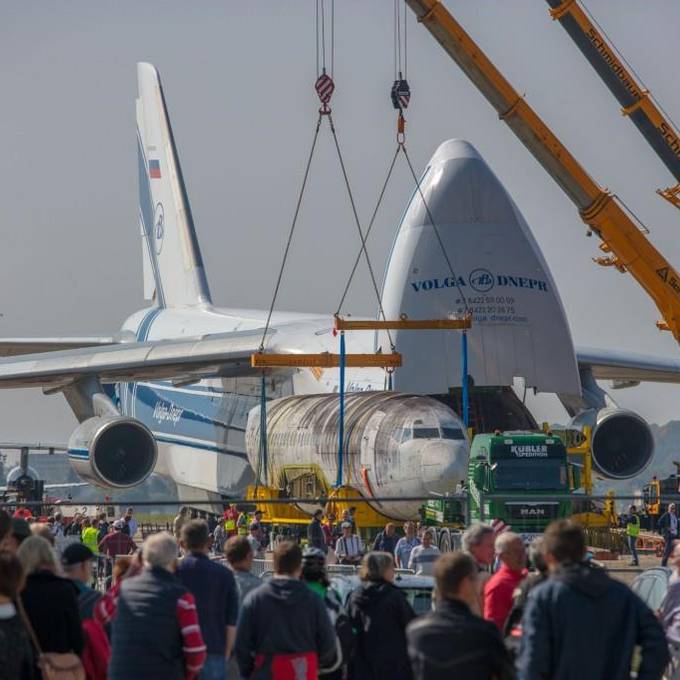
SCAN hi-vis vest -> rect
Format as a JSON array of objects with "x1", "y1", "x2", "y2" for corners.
[
  {"x1": 237, "y1": 513, "x2": 248, "y2": 536},
  {"x1": 225, "y1": 516, "x2": 236, "y2": 532},
  {"x1": 627, "y1": 514, "x2": 640, "y2": 538}
]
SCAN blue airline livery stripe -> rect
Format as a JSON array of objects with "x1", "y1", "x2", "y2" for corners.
[
  {"x1": 68, "y1": 449, "x2": 89, "y2": 460},
  {"x1": 139, "y1": 380, "x2": 227, "y2": 396},
  {"x1": 153, "y1": 434, "x2": 248, "y2": 459},
  {"x1": 136, "y1": 307, "x2": 162, "y2": 342}
]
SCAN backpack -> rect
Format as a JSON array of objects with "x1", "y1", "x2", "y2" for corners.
[
  {"x1": 81, "y1": 619, "x2": 110, "y2": 680},
  {"x1": 333, "y1": 608, "x2": 355, "y2": 670},
  {"x1": 323, "y1": 589, "x2": 355, "y2": 676},
  {"x1": 78, "y1": 590, "x2": 111, "y2": 680}
]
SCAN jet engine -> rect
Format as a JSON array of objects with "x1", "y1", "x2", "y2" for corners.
[
  {"x1": 569, "y1": 407, "x2": 654, "y2": 480},
  {"x1": 67, "y1": 416, "x2": 157, "y2": 488}
]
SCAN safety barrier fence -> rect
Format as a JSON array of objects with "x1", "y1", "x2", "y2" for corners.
[
  {"x1": 44, "y1": 488, "x2": 659, "y2": 593},
  {"x1": 0, "y1": 492, "x2": 671, "y2": 509}
]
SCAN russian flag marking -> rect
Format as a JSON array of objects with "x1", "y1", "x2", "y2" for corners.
[{"x1": 149, "y1": 159, "x2": 161, "y2": 179}]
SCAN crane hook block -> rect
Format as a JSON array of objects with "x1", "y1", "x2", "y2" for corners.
[
  {"x1": 391, "y1": 79, "x2": 411, "y2": 111},
  {"x1": 315, "y1": 73, "x2": 335, "y2": 110}
]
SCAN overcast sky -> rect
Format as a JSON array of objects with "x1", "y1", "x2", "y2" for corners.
[{"x1": 2, "y1": 1, "x2": 680, "y2": 442}]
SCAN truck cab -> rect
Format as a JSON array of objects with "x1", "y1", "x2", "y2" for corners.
[{"x1": 468, "y1": 431, "x2": 572, "y2": 534}]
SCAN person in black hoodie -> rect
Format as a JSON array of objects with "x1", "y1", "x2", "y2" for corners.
[
  {"x1": 517, "y1": 520, "x2": 669, "y2": 680},
  {"x1": 407, "y1": 551, "x2": 514, "y2": 680},
  {"x1": 348, "y1": 551, "x2": 415, "y2": 680},
  {"x1": 235, "y1": 541, "x2": 336, "y2": 680}
]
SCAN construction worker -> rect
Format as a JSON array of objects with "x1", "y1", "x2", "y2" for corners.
[
  {"x1": 223, "y1": 504, "x2": 239, "y2": 538},
  {"x1": 626, "y1": 505, "x2": 640, "y2": 567},
  {"x1": 80, "y1": 518, "x2": 100, "y2": 556},
  {"x1": 236, "y1": 509, "x2": 249, "y2": 537}
]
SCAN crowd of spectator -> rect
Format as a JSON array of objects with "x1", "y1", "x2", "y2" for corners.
[{"x1": 0, "y1": 504, "x2": 679, "y2": 679}]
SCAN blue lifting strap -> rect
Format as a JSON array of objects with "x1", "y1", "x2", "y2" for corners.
[
  {"x1": 259, "y1": 372, "x2": 268, "y2": 486},
  {"x1": 336, "y1": 331, "x2": 346, "y2": 488},
  {"x1": 461, "y1": 331, "x2": 469, "y2": 428}
]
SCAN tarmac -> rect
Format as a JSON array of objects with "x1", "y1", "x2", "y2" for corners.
[{"x1": 605, "y1": 553, "x2": 661, "y2": 587}]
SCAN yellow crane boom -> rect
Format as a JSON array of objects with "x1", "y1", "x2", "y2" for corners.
[
  {"x1": 545, "y1": 0, "x2": 680, "y2": 210},
  {"x1": 406, "y1": 0, "x2": 680, "y2": 341}
]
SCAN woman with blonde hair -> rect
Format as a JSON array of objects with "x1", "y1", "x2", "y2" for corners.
[
  {"x1": 349, "y1": 551, "x2": 415, "y2": 680},
  {"x1": 17, "y1": 536, "x2": 83, "y2": 659}
]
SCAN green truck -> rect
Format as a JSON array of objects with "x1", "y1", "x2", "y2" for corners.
[
  {"x1": 467, "y1": 431, "x2": 574, "y2": 534},
  {"x1": 423, "y1": 430, "x2": 578, "y2": 549}
]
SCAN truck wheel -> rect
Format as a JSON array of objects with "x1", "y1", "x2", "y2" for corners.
[{"x1": 439, "y1": 528, "x2": 451, "y2": 553}]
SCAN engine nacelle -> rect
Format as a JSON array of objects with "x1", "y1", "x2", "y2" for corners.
[
  {"x1": 67, "y1": 416, "x2": 158, "y2": 489},
  {"x1": 569, "y1": 407, "x2": 654, "y2": 480}
]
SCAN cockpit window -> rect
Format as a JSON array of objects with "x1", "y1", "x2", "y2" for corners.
[
  {"x1": 392, "y1": 428, "x2": 411, "y2": 443},
  {"x1": 412, "y1": 427, "x2": 440, "y2": 439},
  {"x1": 442, "y1": 427, "x2": 465, "y2": 440}
]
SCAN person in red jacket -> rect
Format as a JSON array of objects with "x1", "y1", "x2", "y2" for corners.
[
  {"x1": 484, "y1": 532, "x2": 527, "y2": 631},
  {"x1": 98, "y1": 520, "x2": 137, "y2": 559}
]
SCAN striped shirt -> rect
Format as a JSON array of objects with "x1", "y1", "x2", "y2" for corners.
[
  {"x1": 408, "y1": 545, "x2": 441, "y2": 575},
  {"x1": 335, "y1": 535, "x2": 363, "y2": 560}
]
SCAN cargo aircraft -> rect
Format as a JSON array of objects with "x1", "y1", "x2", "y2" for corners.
[{"x1": 1, "y1": 63, "x2": 680, "y2": 510}]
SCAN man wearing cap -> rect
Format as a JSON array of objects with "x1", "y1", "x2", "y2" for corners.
[
  {"x1": 63, "y1": 543, "x2": 112, "y2": 680},
  {"x1": 63, "y1": 544, "x2": 101, "y2": 618},
  {"x1": 99, "y1": 519, "x2": 137, "y2": 578},
  {"x1": 335, "y1": 522, "x2": 363, "y2": 566}
]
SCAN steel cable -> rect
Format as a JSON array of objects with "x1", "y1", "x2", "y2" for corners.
[
  {"x1": 259, "y1": 114, "x2": 323, "y2": 351},
  {"x1": 327, "y1": 112, "x2": 395, "y2": 350},
  {"x1": 401, "y1": 144, "x2": 471, "y2": 313},
  {"x1": 336, "y1": 145, "x2": 400, "y2": 318}
]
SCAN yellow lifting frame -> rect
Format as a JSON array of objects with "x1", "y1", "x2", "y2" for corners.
[{"x1": 251, "y1": 352, "x2": 402, "y2": 369}]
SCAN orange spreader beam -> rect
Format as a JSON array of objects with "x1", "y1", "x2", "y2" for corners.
[
  {"x1": 334, "y1": 315, "x2": 472, "y2": 331},
  {"x1": 251, "y1": 352, "x2": 402, "y2": 369}
]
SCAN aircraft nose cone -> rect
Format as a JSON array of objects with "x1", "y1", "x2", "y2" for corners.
[
  {"x1": 381, "y1": 133, "x2": 579, "y2": 396},
  {"x1": 429, "y1": 138, "x2": 483, "y2": 164},
  {"x1": 420, "y1": 440, "x2": 468, "y2": 494}
]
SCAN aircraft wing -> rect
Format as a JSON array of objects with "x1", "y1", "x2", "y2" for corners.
[
  {"x1": 0, "y1": 329, "x2": 276, "y2": 389},
  {"x1": 0, "y1": 483, "x2": 90, "y2": 492},
  {"x1": 577, "y1": 346, "x2": 680, "y2": 384},
  {"x1": 0, "y1": 338, "x2": 117, "y2": 357}
]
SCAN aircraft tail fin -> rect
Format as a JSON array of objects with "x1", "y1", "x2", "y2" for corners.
[{"x1": 136, "y1": 62, "x2": 212, "y2": 308}]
